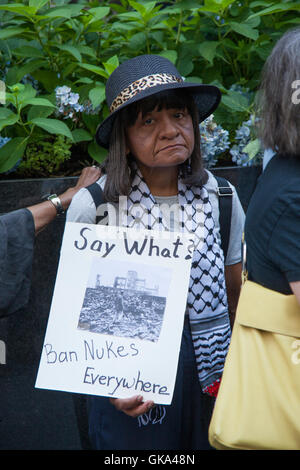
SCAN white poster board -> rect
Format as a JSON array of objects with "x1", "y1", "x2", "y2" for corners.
[{"x1": 35, "y1": 222, "x2": 194, "y2": 405}]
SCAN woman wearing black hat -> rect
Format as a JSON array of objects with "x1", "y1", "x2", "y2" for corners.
[{"x1": 67, "y1": 55, "x2": 245, "y2": 450}]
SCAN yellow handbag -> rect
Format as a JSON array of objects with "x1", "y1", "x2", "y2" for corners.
[{"x1": 209, "y1": 246, "x2": 300, "y2": 450}]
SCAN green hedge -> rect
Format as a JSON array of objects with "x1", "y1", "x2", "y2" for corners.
[{"x1": 0, "y1": 0, "x2": 299, "y2": 176}]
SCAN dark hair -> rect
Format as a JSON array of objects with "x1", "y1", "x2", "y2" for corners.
[
  {"x1": 255, "y1": 27, "x2": 300, "y2": 157},
  {"x1": 102, "y1": 89, "x2": 208, "y2": 202}
]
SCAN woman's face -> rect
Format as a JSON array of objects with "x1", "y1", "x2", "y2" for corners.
[{"x1": 125, "y1": 105, "x2": 195, "y2": 170}]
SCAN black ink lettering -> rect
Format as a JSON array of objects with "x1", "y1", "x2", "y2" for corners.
[
  {"x1": 185, "y1": 238, "x2": 194, "y2": 260},
  {"x1": 130, "y1": 343, "x2": 139, "y2": 356},
  {"x1": 90, "y1": 240, "x2": 103, "y2": 252},
  {"x1": 83, "y1": 366, "x2": 94, "y2": 384},
  {"x1": 74, "y1": 227, "x2": 91, "y2": 250},
  {"x1": 44, "y1": 343, "x2": 57, "y2": 364},
  {"x1": 172, "y1": 238, "x2": 183, "y2": 258},
  {"x1": 124, "y1": 235, "x2": 148, "y2": 255},
  {"x1": 103, "y1": 242, "x2": 116, "y2": 258},
  {"x1": 158, "y1": 385, "x2": 169, "y2": 395},
  {"x1": 110, "y1": 375, "x2": 124, "y2": 395},
  {"x1": 148, "y1": 237, "x2": 160, "y2": 256},
  {"x1": 161, "y1": 248, "x2": 171, "y2": 258},
  {"x1": 122, "y1": 377, "x2": 136, "y2": 389},
  {"x1": 59, "y1": 351, "x2": 68, "y2": 363},
  {"x1": 106, "y1": 341, "x2": 118, "y2": 359},
  {"x1": 84, "y1": 339, "x2": 95, "y2": 360},
  {"x1": 96, "y1": 346, "x2": 104, "y2": 360},
  {"x1": 117, "y1": 346, "x2": 128, "y2": 357}
]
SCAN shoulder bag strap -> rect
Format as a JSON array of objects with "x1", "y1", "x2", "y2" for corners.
[
  {"x1": 214, "y1": 176, "x2": 233, "y2": 260},
  {"x1": 85, "y1": 182, "x2": 107, "y2": 224}
]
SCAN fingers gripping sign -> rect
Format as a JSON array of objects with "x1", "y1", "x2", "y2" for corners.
[{"x1": 109, "y1": 395, "x2": 154, "y2": 418}]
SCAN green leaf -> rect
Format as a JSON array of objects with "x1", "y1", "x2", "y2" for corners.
[
  {"x1": 29, "y1": 0, "x2": 49, "y2": 12},
  {"x1": 30, "y1": 118, "x2": 74, "y2": 141},
  {"x1": 198, "y1": 41, "x2": 219, "y2": 65},
  {"x1": 221, "y1": 91, "x2": 249, "y2": 112},
  {"x1": 248, "y1": 3, "x2": 300, "y2": 20},
  {"x1": 0, "y1": 108, "x2": 19, "y2": 131},
  {"x1": 87, "y1": 6, "x2": 110, "y2": 22},
  {"x1": 197, "y1": 0, "x2": 235, "y2": 13},
  {"x1": 102, "y1": 55, "x2": 119, "y2": 75},
  {"x1": 128, "y1": 32, "x2": 147, "y2": 50},
  {"x1": 43, "y1": 4, "x2": 83, "y2": 18},
  {"x1": 20, "y1": 97, "x2": 55, "y2": 110},
  {"x1": 89, "y1": 85, "x2": 106, "y2": 109},
  {"x1": 158, "y1": 50, "x2": 178, "y2": 64},
  {"x1": 72, "y1": 129, "x2": 93, "y2": 143},
  {"x1": 88, "y1": 141, "x2": 107, "y2": 163},
  {"x1": 0, "y1": 137, "x2": 27, "y2": 173},
  {"x1": 78, "y1": 63, "x2": 108, "y2": 78},
  {"x1": 13, "y1": 46, "x2": 44, "y2": 58},
  {"x1": 27, "y1": 105, "x2": 54, "y2": 121},
  {"x1": 243, "y1": 138, "x2": 261, "y2": 159},
  {"x1": 185, "y1": 76, "x2": 203, "y2": 83},
  {"x1": 128, "y1": 0, "x2": 147, "y2": 16},
  {"x1": 12, "y1": 83, "x2": 37, "y2": 104},
  {"x1": 0, "y1": 27, "x2": 27, "y2": 40},
  {"x1": 0, "y1": 4, "x2": 36, "y2": 17},
  {"x1": 56, "y1": 45, "x2": 82, "y2": 62},
  {"x1": 128, "y1": 0, "x2": 157, "y2": 17},
  {"x1": 6, "y1": 60, "x2": 47, "y2": 85},
  {"x1": 229, "y1": 22, "x2": 259, "y2": 41},
  {"x1": 76, "y1": 45, "x2": 97, "y2": 59}
]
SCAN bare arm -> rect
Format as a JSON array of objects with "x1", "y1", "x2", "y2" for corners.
[
  {"x1": 27, "y1": 166, "x2": 101, "y2": 234},
  {"x1": 289, "y1": 281, "x2": 300, "y2": 306},
  {"x1": 225, "y1": 262, "x2": 242, "y2": 328}
]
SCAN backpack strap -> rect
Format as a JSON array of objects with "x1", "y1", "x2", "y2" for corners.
[
  {"x1": 214, "y1": 176, "x2": 233, "y2": 260},
  {"x1": 85, "y1": 182, "x2": 107, "y2": 224}
]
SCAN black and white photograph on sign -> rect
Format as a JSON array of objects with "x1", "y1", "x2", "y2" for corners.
[{"x1": 77, "y1": 258, "x2": 171, "y2": 342}]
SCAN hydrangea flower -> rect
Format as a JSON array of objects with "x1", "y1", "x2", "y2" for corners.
[
  {"x1": 199, "y1": 115, "x2": 230, "y2": 168},
  {"x1": 0, "y1": 136, "x2": 10, "y2": 148},
  {"x1": 55, "y1": 86, "x2": 84, "y2": 121},
  {"x1": 21, "y1": 74, "x2": 39, "y2": 90},
  {"x1": 230, "y1": 116, "x2": 263, "y2": 167},
  {"x1": 55, "y1": 85, "x2": 100, "y2": 121}
]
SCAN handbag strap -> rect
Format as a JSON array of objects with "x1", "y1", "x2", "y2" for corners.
[
  {"x1": 85, "y1": 182, "x2": 107, "y2": 224},
  {"x1": 215, "y1": 176, "x2": 233, "y2": 261}
]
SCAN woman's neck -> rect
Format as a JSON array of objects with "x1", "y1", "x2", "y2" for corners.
[{"x1": 137, "y1": 164, "x2": 179, "y2": 196}]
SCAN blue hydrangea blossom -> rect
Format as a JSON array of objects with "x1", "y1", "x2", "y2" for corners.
[
  {"x1": 199, "y1": 115, "x2": 230, "y2": 168},
  {"x1": 55, "y1": 86, "x2": 84, "y2": 121},
  {"x1": 230, "y1": 116, "x2": 263, "y2": 167}
]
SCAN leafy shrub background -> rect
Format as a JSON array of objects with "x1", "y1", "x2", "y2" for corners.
[{"x1": 0, "y1": 0, "x2": 299, "y2": 177}]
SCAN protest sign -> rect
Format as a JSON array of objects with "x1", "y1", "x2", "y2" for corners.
[{"x1": 35, "y1": 222, "x2": 194, "y2": 405}]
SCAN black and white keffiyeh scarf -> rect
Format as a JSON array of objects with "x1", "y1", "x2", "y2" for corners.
[{"x1": 117, "y1": 166, "x2": 231, "y2": 397}]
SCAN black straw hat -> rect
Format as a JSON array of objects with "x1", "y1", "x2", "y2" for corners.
[{"x1": 95, "y1": 54, "x2": 221, "y2": 149}]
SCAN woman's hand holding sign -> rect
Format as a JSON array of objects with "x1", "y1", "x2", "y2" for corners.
[{"x1": 109, "y1": 395, "x2": 154, "y2": 418}]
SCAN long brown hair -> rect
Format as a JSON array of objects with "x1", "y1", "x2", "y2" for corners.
[
  {"x1": 256, "y1": 27, "x2": 300, "y2": 157},
  {"x1": 102, "y1": 89, "x2": 208, "y2": 202}
]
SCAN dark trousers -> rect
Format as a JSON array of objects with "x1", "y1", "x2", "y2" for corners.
[{"x1": 87, "y1": 316, "x2": 215, "y2": 450}]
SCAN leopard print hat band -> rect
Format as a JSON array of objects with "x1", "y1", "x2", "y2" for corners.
[{"x1": 109, "y1": 73, "x2": 183, "y2": 113}]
